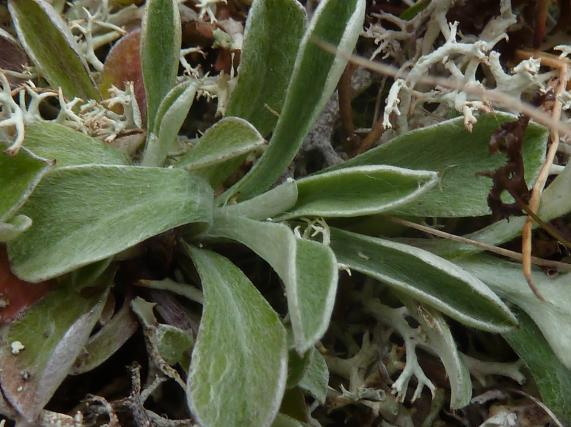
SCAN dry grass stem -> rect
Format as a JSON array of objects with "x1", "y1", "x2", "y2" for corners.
[
  {"x1": 522, "y1": 61, "x2": 568, "y2": 300},
  {"x1": 388, "y1": 217, "x2": 571, "y2": 273}
]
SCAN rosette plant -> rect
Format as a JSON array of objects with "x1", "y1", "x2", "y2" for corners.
[{"x1": 1, "y1": 0, "x2": 570, "y2": 425}]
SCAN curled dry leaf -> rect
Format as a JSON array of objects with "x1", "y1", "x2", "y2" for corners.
[{"x1": 478, "y1": 114, "x2": 531, "y2": 220}]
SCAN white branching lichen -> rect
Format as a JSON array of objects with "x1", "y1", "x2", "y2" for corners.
[
  {"x1": 365, "y1": 0, "x2": 567, "y2": 134},
  {"x1": 300, "y1": 217, "x2": 331, "y2": 245},
  {"x1": 364, "y1": 301, "x2": 436, "y2": 402},
  {"x1": 194, "y1": 0, "x2": 227, "y2": 22},
  {"x1": 69, "y1": 6, "x2": 126, "y2": 72},
  {"x1": 0, "y1": 69, "x2": 143, "y2": 152},
  {"x1": 56, "y1": 82, "x2": 142, "y2": 143},
  {"x1": 0, "y1": 76, "x2": 58, "y2": 155},
  {"x1": 461, "y1": 354, "x2": 525, "y2": 386}
]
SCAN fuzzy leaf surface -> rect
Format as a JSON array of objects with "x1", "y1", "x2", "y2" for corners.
[
  {"x1": 24, "y1": 122, "x2": 129, "y2": 167},
  {"x1": 8, "y1": 0, "x2": 99, "y2": 100},
  {"x1": 503, "y1": 308, "x2": 571, "y2": 422},
  {"x1": 156, "y1": 324, "x2": 193, "y2": 366},
  {"x1": 226, "y1": 0, "x2": 306, "y2": 136},
  {"x1": 298, "y1": 348, "x2": 328, "y2": 404},
  {"x1": 206, "y1": 213, "x2": 338, "y2": 353},
  {"x1": 223, "y1": 0, "x2": 366, "y2": 201},
  {"x1": 220, "y1": 181, "x2": 298, "y2": 220},
  {"x1": 457, "y1": 255, "x2": 571, "y2": 370},
  {"x1": 330, "y1": 228, "x2": 517, "y2": 332},
  {"x1": 0, "y1": 215, "x2": 32, "y2": 243},
  {"x1": 0, "y1": 275, "x2": 109, "y2": 421},
  {"x1": 8, "y1": 165, "x2": 213, "y2": 282},
  {"x1": 272, "y1": 414, "x2": 307, "y2": 427},
  {"x1": 141, "y1": 0, "x2": 181, "y2": 132},
  {"x1": 185, "y1": 246, "x2": 288, "y2": 427},
  {"x1": 71, "y1": 301, "x2": 138, "y2": 375},
  {"x1": 279, "y1": 165, "x2": 438, "y2": 219},
  {"x1": 334, "y1": 113, "x2": 547, "y2": 217},
  {"x1": 177, "y1": 117, "x2": 265, "y2": 186},
  {"x1": 0, "y1": 148, "x2": 50, "y2": 222},
  {"x1": 411, "y1": 303, "x2": 471, "y2": 409},
  {"x1": 143, "y1": 80, "x2": 197, "y2": 166}
]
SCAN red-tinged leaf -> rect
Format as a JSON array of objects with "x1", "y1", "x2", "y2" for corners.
[
  {"x1": 0, "y1": 247, "x2": 51, "y2": 325},
  {"x1": 100, "y1": 29, "x2": 146, "y2": 124},
  {"x1": 0, "y1": 272, "x2": 110, "y2": 422}
]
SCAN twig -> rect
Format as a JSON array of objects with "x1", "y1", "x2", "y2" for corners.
[
  {"x1": 312, "y1": 38, "x2": 571, "y2": 139},
  {"x1": 515, "y1": 50, "x2": 571, "y2": 69},
  {"x1": 533, "y1": 0, "x2": 550, "y2": 48},
  {"x1": 522, "y1": 62, "x2": 568, "y2": 300},
  {"x1": 387, "y1": 217, "x2": 571, "y2": 273},
  {"x1": 354, "y1": 117, "x2": 384, "y2": 155}
]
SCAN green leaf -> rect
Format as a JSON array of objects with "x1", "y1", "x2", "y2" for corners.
[
  {"x1": 272, "y1": 414, "x2": 307, "y2": 427},
  {"x1": 8, "y1": 165, "x2": 213, "y2": 282},
  {"x1": 399, "y1": 0, "x2": 430, "y2": 20},
  {"x1": 334, "y1": 113, "x2": 548, "y2": 217},
  {"x1": 0, "y1": 148, "x2": 51, "y2": 222},
  {"x1": 185, "y1": 246, "x2": 288, "y2": 427},
  {"x1": 294, "y1": 238, "x2": 339, "y2": 352},
  {"x1": 226, "y1": 0, "x2": 306, "y2": 136},
  {"x1": 222, "y1": 0, "x2": 366, "y2": 202},
  {"x1": 156, "y1": 324, "x2": 193, "y2": 366},
  {"x1": 330, "y1": 228, "x2": 517, "y2": 332},
  {"x1": 298, "y1": 349, "x2": 329, "y2": 404},
  {"x1": 279, "y1": 166, "x2": 438, "y2": 219},
  {"x1": 8, "y1": 0, "x2": 99, "y2": 100},
  {"x1": 0, "y1": 275, "x2": 110, "y2": 421},
  {"x1": 205, "y1": 213, "x2": 338, "y2": 353},
  {"x1": 143, "y1": 80, "x2": 197, "y2": 166},
  {"x1": 0, "y1": 215, "x2": 32, "y2": 243},
  {"x1": 71, "y1": 300, "x2": 138, "y2": 375},
  {"x1": 139, "y1": 278, "x2": 203, "y2": 304},
  {"x1": 220, "y1": 180, "x2": 298, "y2": 220},
  {"x1": 141, "y1": 0, "x2": 181, "y2": 133},
  {"x1": 24, "y1": 122, "x2": 129, "y2": 167},
  {"x1": 408, "y1": 302, "x2": 471, "y2": 409},
  {"x1": 130, "y1": 296, "x2": 193, "y2": 368},
  {"x1": 286, "y1": 350, "x2": 311, "y2": 389},
  {"x1": 176, "y1": 116, "x2": 265, "y2": 186},
  {"x1": 503, "y1": 308, "x2": 571, "y2": 423},
  {"x1": 457, "y1": 255, "x2": 571, "y2": 370}
]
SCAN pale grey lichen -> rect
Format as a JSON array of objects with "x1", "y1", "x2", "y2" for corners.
[
  {"x1": 365, "y1": 0, "x2": 564, "y2": 133},
  {"x1": 363, "y1": 300, "x2": 436, "y2": 402},
  {"x1": 0, "y1": 74, "x2": 57, "y2": 154},
  {"x1": 0, "y1": 68, "x2": 143, "y2": 153},
  {"x1": 56, "y1": 83, "x2": 142, "y2": 143},
  {"x1": 68, "y1": 4, "x2": 126, "y2": 72}
]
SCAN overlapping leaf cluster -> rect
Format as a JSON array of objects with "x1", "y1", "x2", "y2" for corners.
[{"x1": 1, "y1": 0, "x2": 570, "y2": 425}]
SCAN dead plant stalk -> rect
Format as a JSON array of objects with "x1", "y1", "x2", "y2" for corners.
[{"x1": 522, "y1": 61, "x2": 569, "y2": 299}]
